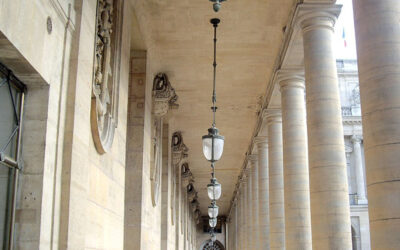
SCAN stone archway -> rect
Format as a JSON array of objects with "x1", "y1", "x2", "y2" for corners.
[{"x1": 201, "y1": 239, "x2": 225, "y2": 250}]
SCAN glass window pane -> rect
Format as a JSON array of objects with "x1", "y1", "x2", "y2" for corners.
[
  {"x1": 0, "y1": 163, "x2": 15, "y2": 248},
  {"x1": 0, "y1": 74, "x2": 21, "y2": 160}
]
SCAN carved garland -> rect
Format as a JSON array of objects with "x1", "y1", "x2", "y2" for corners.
[
  {"x1": 91, "y1": 0, "x2": 123, "y2": 154},
  {"x1": 150, "y1": 73, "x2": 178, "y2": 207}
]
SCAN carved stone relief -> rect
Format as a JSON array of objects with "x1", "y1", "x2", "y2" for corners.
[
  {"x1": 150, "y1": 73, "x2": 178, "y2": 207},
  {"x1": 187, "y1": 182, "x2": 197, "y2": 202},
  {"x1": 181, "y1": 162, "x2": 193, "y2": 185},
  {"x1": 152, "y1": 73, "x2": 178, "y2": 117},
  {"x1": 91, "y1": 0, "x2": 123, "y2": 154},
  {"x1": 171, "y1": 131, "x2": 188, "y2": 225},
  {"x1": 191, "y1": 199, "x2": 199, "y2": 212},
  {"x1": 150, "y1": 117, "x2": 163, "y2": 206}
]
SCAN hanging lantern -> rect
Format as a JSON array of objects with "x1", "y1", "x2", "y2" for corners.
[
  {"x1": 207, "y1": 178, "x2": 222, "y2": 200},
  {"x1": 208, "y1": 203, "x2": 219, "y2": 218},
  {"x1": 209, "y1": 217, "x2": 217, "y2": 228},
  {"x1": 202, "y1": 127, "x2": 225, "y2": 162}
]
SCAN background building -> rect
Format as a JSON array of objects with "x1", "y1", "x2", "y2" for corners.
[{"x1": 338, "y1": 59, "x2": 370, "y2": 250}]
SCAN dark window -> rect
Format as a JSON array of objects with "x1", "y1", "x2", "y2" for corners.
[{"x1": 0, "y1": 62, "x2": 25, "y2": 249}]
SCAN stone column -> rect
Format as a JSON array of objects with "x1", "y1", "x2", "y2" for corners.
[
  {"x1": 237, "y1": 186, "x2": 242, "y2": 250},
  {"x1": 248, "y1": 154, "x2": 259, "y2": 250},
  {"x1": 241, "y1": 178, "x2": 248, "y2": 250},
  {"x1": 300, "y1": 8, "x2": 352, "y2": 248},
  {"x1": 239, "y1": 182, "x2": 246, "y2": 250},
  {"x1": 254, "y1": 135, "x2": 270, "y2": 249},
  {"x1": 245, "y1": 168, "x2": 253, "y2": 250},
  {"x1": 278, "y1": 73, "x2": 312, "y2": 250},
  {"x1": 234, "y1": 201, "x2": 238, "y2": 250},
  {"x1": 351, "y1": 136, "x2": 367, "y2": 203},
  {"x1": 352, "y1": 1, "x2": 400, "y2": 247},
  {"x1": 266, "y1": 110, "x2": 285, "y2": 249}
]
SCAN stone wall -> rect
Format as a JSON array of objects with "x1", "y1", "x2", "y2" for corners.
[
  {"x1": 0, "y1": 1, "x2": 198, "y2": 249},
  {"x1": 0, "y1": 0, "x2": 131, "y2": 249}
]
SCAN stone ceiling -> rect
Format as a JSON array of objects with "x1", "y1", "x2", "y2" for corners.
[{"x1": 131, "y1": 0, "x2": 297, "y2": 215}]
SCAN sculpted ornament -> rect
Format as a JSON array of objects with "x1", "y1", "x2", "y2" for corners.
[
  {"x1": 150, "y1": 73, "x2": 179, "y2": 206},
  {"x1": 181, "y1": 162, "x2": 193, "y2": 185},
  {"x1": 172, "y1": 132, "x2": 188, "y2": 165},
  {"x1": 171, "y1": 131, "x2": 188, "y2": 223},
  {"x1": 91, "y1": 0, "x2": 123, "y2": 154},
  {"x1": 187, "y1": 182, "x2": 197, "y2": 202},
  {"x1": 150, "y1": 117, "x2": 163, "y2": 206},
  {"x1": 152, "y1": 73, "x2": 178, "y2": 117}
]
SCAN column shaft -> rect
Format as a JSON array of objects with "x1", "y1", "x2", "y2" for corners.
[
  {"x1": 353, "y1": 0, "x2": 400, "y2": 247},
  {"x1": 267, "y1": 110, "x2": 285, "y2": 249},
  {"x1": 249, "y1": 155, "x2": 259, "y2": 250},
  {"x1": 246, "y1": 169, "x2": 253, "y2": 250},
  {"x1": 242, "y1": 182, "x2": 248, "y2": 249},
  {"x1": 255, "y1": 136, "x2": 270, "y2": 249},
  {"x1": 237, "y1": 194, "x2": 241, "y2": 250},
  {"x1": 234, "y1": 203, "x2": 238, "y2": 250},
  {"x1": 280, "y1": 76, "x2": 312, "y2": 249},
  {"x1": 239, "y1": 185, "x2": 245, "y2": 250},
  {"x1": 301, "y1": 11, "x2": 352, "y2": 248},
  {"x1": 352, "y1": 136, "x2": 366, "y2": 202}
]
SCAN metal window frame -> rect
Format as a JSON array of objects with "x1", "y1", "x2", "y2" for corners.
[{"x1": 0, "y1": 62, "x2": 25, "y2": 250}]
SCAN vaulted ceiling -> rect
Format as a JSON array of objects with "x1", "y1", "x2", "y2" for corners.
[{"x1": 131, "y1": 0, "x2": 298, "y2": 215}]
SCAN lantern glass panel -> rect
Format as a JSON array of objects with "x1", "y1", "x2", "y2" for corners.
[
  {"x1": 207, "y1": 181, "x2": 222, "y2": 200},
  {"x1": 202, "y1": 136, "x2": 224, "y2": 161},
  {"x1": 208, "y1": 204, "x2": 219, "y2": 218},
  {"x1": 209, "y1": 217, "x2": 217, "y2": 228}
]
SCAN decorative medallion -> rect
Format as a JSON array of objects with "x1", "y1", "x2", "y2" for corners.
[
  {"x1": 187, "y1": 183, "x2": 197, "y2": 202},
  {"x1": 150, "y1": 73, "x2": 179, "y2": 206},
  {"x1": 172, "y1": 131, "x2": 188, "y2": 164},
  {"x1": 181, "y1": 162, "x2": 193, "y2": 185},
  {"x1": 152, "y1": 73, "x2": 178, "y2": 117},
  {"x1": 91, "y1": 0, "x2": 123, "y2": 154}
]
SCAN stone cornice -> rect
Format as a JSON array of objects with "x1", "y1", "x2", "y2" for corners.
[{"x1": 342, "y1": 116, "x2": 362, "y2": 125}]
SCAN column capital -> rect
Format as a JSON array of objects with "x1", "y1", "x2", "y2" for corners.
[
  {"x1": 254, "y1": 136, "x2": 268, "y2": 149},
  {"x1": 265, "y1": 109, "x2": 282, "y2": 124},
  {"x1": 275, "y1": 69, "x2": 305, "y2": 91},
  {"x1": 240, "y1": 175, "x2": 247, "y2": 184},
  {"x1": 247, "y1": 154, "x2": 258, "y2": 164},
  {"x1": 297, "y1": 4, "x2": 341, "y2": 33}
]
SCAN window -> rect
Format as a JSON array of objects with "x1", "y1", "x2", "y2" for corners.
[{"x1": 0, "y1": 62, "x2": 25, "y2": 249}]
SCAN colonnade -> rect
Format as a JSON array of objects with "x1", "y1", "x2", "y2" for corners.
[{"x1": 227, "y1": 1, "x2": 400, "y2": 249}]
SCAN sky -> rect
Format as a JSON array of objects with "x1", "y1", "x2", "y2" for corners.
[{"x1": 334, "y1": 0, "x2": 357, "y2": 59}]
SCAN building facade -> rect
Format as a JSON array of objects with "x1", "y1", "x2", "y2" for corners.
[{"x1": 338, "y1": 59, "x2": 370, "y2": 250}]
